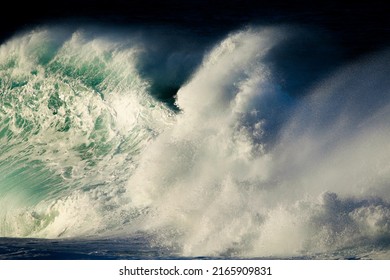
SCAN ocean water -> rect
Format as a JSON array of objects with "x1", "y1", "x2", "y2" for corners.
[{"x1": 0, "y1": 25, "x2": 389, "y2": 260}]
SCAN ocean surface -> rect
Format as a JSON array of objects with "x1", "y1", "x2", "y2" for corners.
[{"x1": 0, "y1": 23, "x2": 389, "y2": 259}]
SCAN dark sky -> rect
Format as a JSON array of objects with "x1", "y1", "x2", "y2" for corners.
[{"x1": 1, "y1": 0, "x2": 389, "y2": 59}]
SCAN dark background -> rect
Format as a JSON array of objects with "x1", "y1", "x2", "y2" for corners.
[{"x1": 1, "y1": 0, "x2": 389, "y2": 60}]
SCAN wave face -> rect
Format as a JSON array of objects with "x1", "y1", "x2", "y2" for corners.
[
  {"x1": 0, "y1": 28, "x2": 174, "y2": 237},
  {"x1": 0, "y1": 26, "x2": 389, "y2": 258}
]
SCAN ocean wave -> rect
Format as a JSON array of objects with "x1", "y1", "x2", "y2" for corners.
[{"x1": 0, "y1": 25, "x2": 389, "y2": 258}]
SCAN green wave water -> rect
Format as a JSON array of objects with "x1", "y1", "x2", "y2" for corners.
[{"x1": 0, "y1": 29, "x2": 173, "y2": 237}]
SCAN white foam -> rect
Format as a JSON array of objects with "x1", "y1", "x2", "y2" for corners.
[{"x1": 123, "y1": 27, "x2": 390, "y2": 257}]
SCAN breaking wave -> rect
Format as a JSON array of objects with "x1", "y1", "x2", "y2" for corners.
[{"x1": 1, "y1": 25, "x2": 389, "y2": 258}]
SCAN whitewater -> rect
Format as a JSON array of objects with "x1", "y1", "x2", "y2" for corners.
[{"x1": 0, "y1": 25, "x2": 389, "y2": 259}]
